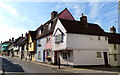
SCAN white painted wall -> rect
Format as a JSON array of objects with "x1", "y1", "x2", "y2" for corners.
[
  {"x1": 67, "y1": 33, "x2": 108, "y2": 50},
  {"x1": 52, "y1": 19, "x2": 67, "y2": 51},
  {"x1": 57, "y1": 51, "x2": 73, "y2": 65},
  {"x1": 73, "y1": 50, "x2": 108, "y2": 65}
]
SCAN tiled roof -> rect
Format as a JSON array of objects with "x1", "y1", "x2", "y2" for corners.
[
  {"x1": 59, "y1": 18, "x2": 106, "y2": 36},
  {"x1": 29, "y1": 31, "x2": 37, "y2": 42},
  {"x1": 106, "y1": 33, "x2": 120, "y2": 44}
]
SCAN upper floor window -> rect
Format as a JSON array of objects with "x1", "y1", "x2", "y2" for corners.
[
  {"x1": 47, "y1": 36, "x2": 50, "y2": 43},
  {"x1": 55, "y1": 34, "x2": 63, "y2": 43},
  {"x1": 48, "y1": 23, "x2": 51, "y2": 30}
]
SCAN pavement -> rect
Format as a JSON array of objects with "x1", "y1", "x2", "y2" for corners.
[{"x1": 1, "y1": 56, "x2": 120, "y2": 75}]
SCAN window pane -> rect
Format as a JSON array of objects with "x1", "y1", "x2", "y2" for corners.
[{"x1": 97, "y1": 52, "x2": 101, "y2": 58}]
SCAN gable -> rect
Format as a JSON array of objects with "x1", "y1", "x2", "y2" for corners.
[
  {"x1": 53, "y1": 28, "x2": 64, "y2": 36},
  {"x1": 58, "y1": 9, "x2": 75, "y2": 21}
]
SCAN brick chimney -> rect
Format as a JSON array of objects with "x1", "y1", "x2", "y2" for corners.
[
  {"x1": 22, "y1": 34, "x2": 23, "y2": 37},
  {"x1": 12, "y1": 37, "x2": 14, "y2": 41},
  {"x1": 110, "y1": 26, "x2": 116, "y2": 33},
  {"x1": 9, "y1": 39, "x2": 11, "y2": 41},
  {"x1": 51, "y1": 11, "x2": 58, "y2": 19},
  {"x1": 80, "y1": 13, "x2": 88, "y2": 27}
]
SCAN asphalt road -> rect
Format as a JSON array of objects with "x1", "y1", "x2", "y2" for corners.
[{"x1": 1, "y1": 56, "x2": 119, "y2": 75}]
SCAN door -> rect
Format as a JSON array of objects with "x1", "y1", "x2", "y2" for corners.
[
  {"x1": 54, "y1": 51, "x2": 57, "y2": 64},
  {"x1": 43, "y1": 50, "x2": 45, "y2": 62},
  {"x1": 103, "y1": 52, "x2": 108, "y2": 66}
]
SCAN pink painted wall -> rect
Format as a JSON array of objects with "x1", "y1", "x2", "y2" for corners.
[
  {"x1": 46, "y1": 34, "x2": 52, "y2": 50},
  {"x1": 58, "y1": 9, "x2": 75, "y2": 20}
]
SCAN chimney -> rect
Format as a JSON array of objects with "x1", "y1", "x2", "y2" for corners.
[
  {"x1": 110, "y1": 26, "x2": 116, "y2": 33},
  {"x1": 80, "y1": 13, "x2": 88, "y2": 27},
  {"x1": 22, "y1": 34, "x2": 23, "y2": 37},
  {"x1": 9, "y1": 39, "x2": 11, "y2": 41},
  {"x1": 51, "y1": 11, "x2": 58, "y2": 19},
  {"x1": 25, "y1": 32, "x2": 28, "y2": 37},
  {"x1": 12, "y1": 37, "x2": 14, "y2": 41}
]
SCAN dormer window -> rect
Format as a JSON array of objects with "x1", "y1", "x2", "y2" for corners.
[
  {"x1": 39, "y1": 30, "x2": 41, "y2": 35},
  {"x1": 48, "y1": 23, "x2": 51, "y2": 30}
]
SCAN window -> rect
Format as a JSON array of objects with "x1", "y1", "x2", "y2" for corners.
[
  {"x1": 47, "y1": 36, "x2": 50, "y2": 43},
  {"x1": 105, "y1": 36, "x2": 107, "y2": 40},
  {"x1": 39, "y1": 30, "x2": 41, "y2": 35},
  {"x1": 114, "y1": 55, "x2": 117, "y2": 61},
  {"x1": 97, "y1": 52, "x2": 102, "y2": 58},
  {"x1": 47, "y1": 50, "x2": 51, "y2": 57},
  {"x1": 55, "y1": 34, "x2": 63, "y2": 43},
  {"x1": 29, "y1": 43, "x2": 32, "y2": 48},
  {"x1": 38, "y1": 51, "x2": 41, "y2": 59},
  {"x1": 98, "y1": 36, "x2": 100, "y2": 40},
  {"x1": 114, "y1": 44, "x2": 117, "y2": 50},
  {"x1": 48, "y1": 23, "x2": 51, "y2": 30},
  {"x1": 63, "y1": 52, "x2": 67, "y2": 59}
]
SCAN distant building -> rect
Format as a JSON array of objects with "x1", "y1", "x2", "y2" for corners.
[{"x1": 106, "y1": 26, "x2": 120, "y2": 66}]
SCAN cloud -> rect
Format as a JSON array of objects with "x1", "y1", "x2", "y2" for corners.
[{"x1": 0, "y1": 2, "x2": 19, "y2": 17}]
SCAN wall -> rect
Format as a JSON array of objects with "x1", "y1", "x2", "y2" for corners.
[
  {"x1": 67, "y1": 33, "x2": 108, "y2": 50},
  {"x1": 73, "y1": 50, "x2": 109, "y2": 65},
  {"x1": 57, "y1": 51, "x2": 74, "y2": 65},
  {"x1": 36, "y1": 37, "x2": 46, "y2": 62},
  {"x1": 108, "y1": 44, "x2": 120, "y2": 66},
  {"x1": 28, "y1": 35, "x2": 34, "y2": 52},
  {"x1": 52, "y1": 19, "x2": 67, "y2": 51}
]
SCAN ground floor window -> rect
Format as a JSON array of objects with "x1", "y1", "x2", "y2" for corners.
[
  {"x1": 47, "y1": 49, "x2": 51, "y2": 57},
  {"x1": 38, "y1": 51, "x2": 41, "y2": 59},
  {"x1": 63, "y1": 52, "x2": 67, "y2": 59},
  {"x1": 114, "y1": 54, "x2": 117, "y2": 61},
  {"x1": 97, "y1": 52, "x2": 102, "y2": 58}
]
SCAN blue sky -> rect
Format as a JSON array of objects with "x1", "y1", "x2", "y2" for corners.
[{"x1": 0, "y1": 1, "x2": 118, "y2": 42}]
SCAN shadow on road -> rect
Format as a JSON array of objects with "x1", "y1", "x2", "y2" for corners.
[{"x1": 2, "y1": 57, "x2": 24, "y2": 72}]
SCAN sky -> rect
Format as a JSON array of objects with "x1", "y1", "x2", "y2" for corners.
[{"x1": 0, "y1": 1, "x2": 118, "y2": 42}]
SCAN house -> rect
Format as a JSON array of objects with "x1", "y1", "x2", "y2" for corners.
[
  {"x1": 8, "y1": 38, "x2": 14, "y2": 57},
  {"x1": 35, "y1": 8, "x2": 75, "y2": 63},
  {"x1": 106, "y1": 26, "x2": 120, "y2": 66},
  {"x1": 28, "y1": 31, "x2": 37, "y2": 61},
  {"x1": 18, "y1": 34, "x2": 28, "y2": 60},
  {"x1": 13, "y1": 35, "x2": 24, "y2": 57},
  {"x1": 1, "y1": 40, "x2": 12, "y2": 56},
  {"x1": 52, "y1": 14, "x2": 109, "y2": 67}
]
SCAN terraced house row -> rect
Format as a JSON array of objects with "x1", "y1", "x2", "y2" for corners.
[{"x1": 1, "y1": 8, "x2": 120, "y2": 67}]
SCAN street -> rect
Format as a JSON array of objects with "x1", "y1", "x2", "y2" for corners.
[{"x1": 0, "y1": 56, "x2": 119, "y2": 75}]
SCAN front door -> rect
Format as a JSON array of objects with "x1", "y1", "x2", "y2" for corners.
[
  {"x1": 103, "y1": 52, "x2": 108, "y2": 66},
  {"x1": 54, "y1": 51, "x2": 57, "y2": 64},
  {"x1": 43, "y1": 50, "x2": 45, "y2": 62}
]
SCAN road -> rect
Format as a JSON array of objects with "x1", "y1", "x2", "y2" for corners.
[{"x1": 1, "y1": 56, "x2": 119, "y2": 75}]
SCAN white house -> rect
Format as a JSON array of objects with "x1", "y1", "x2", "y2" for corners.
[
  {"x1": 52, "y1": 14, "x2": 109, "y2": 67},
  {"x1": 106, "y1": 26, "x2": 120, "y2": 66}
]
